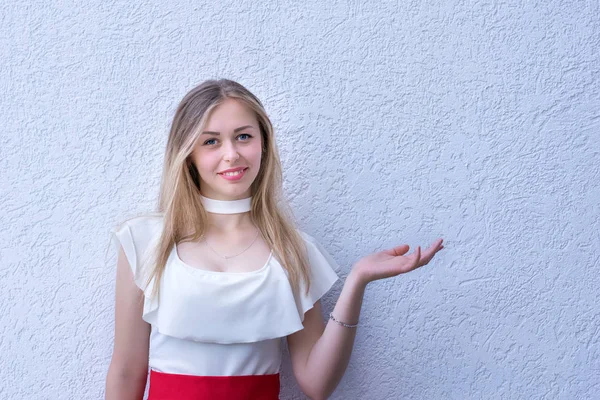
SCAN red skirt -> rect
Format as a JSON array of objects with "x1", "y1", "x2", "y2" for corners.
[{"x1": 147, "y1": 369, "x2": 280, "y2": 400}]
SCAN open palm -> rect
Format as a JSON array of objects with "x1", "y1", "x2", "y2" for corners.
[{"x1": 351, "y1": 238, "x2": 444, "y2": 284}]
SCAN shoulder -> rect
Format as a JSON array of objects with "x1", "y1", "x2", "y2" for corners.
[
  {"x1": 295, "y1": 228, "x2": 330, "y2": 252},
  {"x1": 295, "y1": 228, "x2": 317, "y2": 244},
  {"x1": 294, "y1": 228, "x2": 341, "y2": 273},
  {"x1": 117, "y1": 212, "x2": 164, "y2": 233},
  {"x1": 113, "y1": 213, "x2": 164, "y2": 252}
]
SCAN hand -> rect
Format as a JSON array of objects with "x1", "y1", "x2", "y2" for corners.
[{"x1": 349, "y1": 239, "x2": 444, "y2": 286}]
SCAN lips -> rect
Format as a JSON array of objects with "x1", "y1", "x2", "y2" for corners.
[
  {"x1": 218, "y1": 167, "x2": 248, "y2": 181},
  {"x1": 218, "y1": 167, "x2": 248, "y2": 175},
  {"x1": 218, "y1": 167, "x2": 248, "y2": 174}
]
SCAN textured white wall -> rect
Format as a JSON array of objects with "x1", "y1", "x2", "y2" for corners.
[{"x1": 2, "y1": 1, "x2": 598, "y2": 399}]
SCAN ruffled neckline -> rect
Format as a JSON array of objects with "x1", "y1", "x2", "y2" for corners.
[
  {"x1": 112, "y1": 214, "x2": 340, "y2": 345},
  {"x1": 172, "y1": 242, "x2": 275, "y2": 276}
]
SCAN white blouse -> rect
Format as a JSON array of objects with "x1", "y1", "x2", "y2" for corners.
[{"x1": 110, "y1": 214, "x2": 340, "y2": 376}]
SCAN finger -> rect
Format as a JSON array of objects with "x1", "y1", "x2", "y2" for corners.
[
  {"x1": 383, "y1": 244, "x2": 410, "y2": 257},
  {"x1": 420, "y1": 239, "x2": 441, "y2": 257},
  {"x1": 410, "y1": 246, "x2": 421, "y2": 270},
  {"x1": 419, "y1": 241, "x2": 441, "y2": 265}
]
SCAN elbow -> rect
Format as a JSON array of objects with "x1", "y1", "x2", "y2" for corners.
[
  {"x1": 299, "y1": 381, "x2": 333, "y2": 400},
  {"x1": 107, "y1": 362, "x2": 147, "y2": 382},
  {"x1": 105, "y1": 363, "x2": 148, "y2": 399},
  {"x1": 305, "y1": 392, "x2": 329, "y2": 400},
  {"x1": 295, "y1": 366, "x2": 337, "y2": 400}
]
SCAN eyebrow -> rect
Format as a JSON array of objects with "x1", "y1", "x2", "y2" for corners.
[{"x1": 201, "y1": 125, "x2": 255, "y2": 135}]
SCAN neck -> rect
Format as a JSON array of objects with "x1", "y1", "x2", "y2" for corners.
[{"x1": 206, "y1": 214, "x2": 253, "y2": 234}]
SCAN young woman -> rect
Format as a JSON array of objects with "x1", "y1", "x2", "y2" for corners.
[{"x1": 105, "y1": 79, "x2": 444, "y2": 400}]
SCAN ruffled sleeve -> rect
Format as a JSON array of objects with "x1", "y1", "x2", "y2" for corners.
[
  {"x1": 111, "y1": 221, "x2": 143, "y2": 287},
  {"x1": 293, "y1": 230, "x2": 340, "y2": 321},
  {"x1": 110, "y1": 214, "x2": 163, "y2": 324}
]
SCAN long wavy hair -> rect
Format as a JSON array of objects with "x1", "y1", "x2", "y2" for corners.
[{"x1": 113, "y1": 79, "x2": 312, "y2": 303}]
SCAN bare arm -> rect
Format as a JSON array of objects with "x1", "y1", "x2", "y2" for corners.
[
  {"x1": 288, "y1": 239, "x2": 444, "y2": 399},
  {"x1": 287, "y1": 273, "x2": 365, "y2": 400},
  {"x1": 105, "y1": 245, "x2": 151, "y2": 400}
]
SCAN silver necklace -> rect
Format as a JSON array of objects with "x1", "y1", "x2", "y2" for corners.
[
  {"x1": 198, "y1": 194, "x2": 257, "y2": 259},
  {"x1": 203, "y1": 228, "x2": 260, "y2": 259}
]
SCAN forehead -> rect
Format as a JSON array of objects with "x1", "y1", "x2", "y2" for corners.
[{"x1": 204, "y1": 98, "x2": 257, "y2": 130}]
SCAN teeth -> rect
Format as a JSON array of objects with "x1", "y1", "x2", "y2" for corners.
[{"x1": 223, "y1": 169, "x2": 244, "y2": 176}]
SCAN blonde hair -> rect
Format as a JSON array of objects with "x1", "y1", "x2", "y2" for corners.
[{"x1": 113, "y1": 79, "x2": 312, "y2": 303}]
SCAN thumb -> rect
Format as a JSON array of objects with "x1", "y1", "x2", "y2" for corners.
[{"x1": 382, "y1": 244, "x2": 410, "y2": 256}]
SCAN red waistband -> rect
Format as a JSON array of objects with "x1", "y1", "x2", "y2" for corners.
[{"x1": 148, "y1": 369, "x2": 280, "y2": 400}]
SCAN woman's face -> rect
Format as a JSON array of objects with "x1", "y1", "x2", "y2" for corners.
[{"x1": 189, "y1": 98, "x2": 263, "y2": 200}]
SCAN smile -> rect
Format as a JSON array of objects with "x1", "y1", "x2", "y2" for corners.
[{"x1": 218, "y1": 168, "x2": 248, "y2": 180}]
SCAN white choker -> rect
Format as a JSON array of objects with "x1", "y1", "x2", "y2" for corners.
[{"x1": 200, "y1": 195, "x2": 252, "y2": 214}]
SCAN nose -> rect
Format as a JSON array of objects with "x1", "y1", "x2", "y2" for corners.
[{"x1": 223, "y1": 140, "x2": 240, "y2": 162}]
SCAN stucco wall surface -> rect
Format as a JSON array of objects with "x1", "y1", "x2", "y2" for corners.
[{"x1": 1, "y1": 1, "x2": 598, "y2": 399}]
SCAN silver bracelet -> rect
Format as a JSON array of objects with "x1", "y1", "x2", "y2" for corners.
[{"x1": 329, "y1": 312, "x2": 359, "y2": 328}]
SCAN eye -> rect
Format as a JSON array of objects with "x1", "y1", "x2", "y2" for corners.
[{"x1": 203, "y1": 134, "x2": 253, "y2": 146}]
